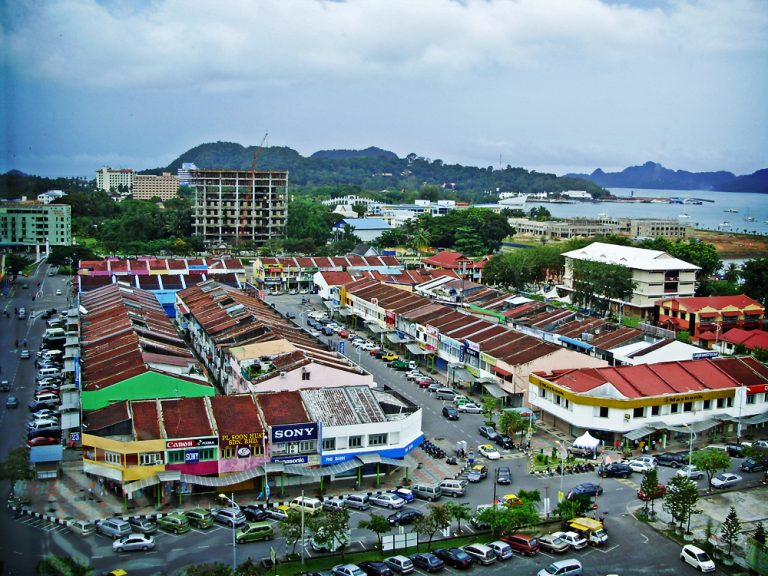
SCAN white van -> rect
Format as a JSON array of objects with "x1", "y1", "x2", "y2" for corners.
[
  {"x1": 38, "y1": 368, "x2": 62, "y2": 379},
  {"x1": 439, "y1": 479, "x2": 467, "y2": 497},
  {"x1": 411, "y1": 484, "x2": 442, "y2": 501},
  {"x1": 289, "y1": 496, "x2": 322, "y2": 516},
  {"x1": 344, "y1": 494, "x2": 371, "y2": 510},
  {"x1": 537, "y1": 559, "x2": 583, "y2": 576}
]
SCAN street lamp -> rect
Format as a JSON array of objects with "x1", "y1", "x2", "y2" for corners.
[
  {"x1": 682, "y1": 423, "x2": 697, "y2": 466},
  {"x1": 556, "y1": 440, "x2": 567, "y2": 500}
]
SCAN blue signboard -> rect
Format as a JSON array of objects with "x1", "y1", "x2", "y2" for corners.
[
  {"x1": 321, "y1": 453, "x2": 358, "y2": 465},
  {"x1": 70, "y1": 431, "x2": 81, "y2": 443},
  {"x1": 271, "y1": 422, "x2": 320, "y2": 443},
  {"x1": 338, "y1": 341, "x2": 345, "y2": 355},
  {"x1": 272, "y1": 455, "x2": 308, "y2": 464},
  {"x1": 185, "y1": 450, "x2": 200, "y2": 464},
  {"x1": 692, "y1": 351, "x2": 719, "y2": 360}
]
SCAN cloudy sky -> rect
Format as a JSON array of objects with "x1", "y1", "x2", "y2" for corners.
[{"x1": 2, "y1": 0, "x2": 766, "y2": 178}]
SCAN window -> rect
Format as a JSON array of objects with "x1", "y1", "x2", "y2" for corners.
[
  {"x1": 651, "y1": 405, "x2": 660, "y2": 416},
  {"x1": 633, "y1": 407, "x2": 645, "y2": 418},
  {"x1": 670, "y1": 403, "x2": 680, "y2": 414},
  {"x1": 222, "y1": 446, "x2": 236, "y2": 459},
  {"x1": 599, "y1": 407, "x2": 609, "y2": 418},
  {"x1": 349, "y1": 436, "x2": 363, "y2": 448},
  {"x1": 369, "y1": 433, "x2": 388, "y2": 446},
  {"x1": 105, "y1": 451, "x2": 121, "y2": 465},
  {"x1": 703, "y1": 399, "x2": 711, "y2": 410},
  {"x1": 302, "y1": 371, "x2": 311, "y2": 381},
  {"x1": 322, "y1": 437, "x2": 336, "y2": 451},
  {"x1": 683, "y1": 402, "x2": 693, "y2": 412},
  {"x1": 198, "y1": 449, "x2": 215, "y2": 461},
  {"x1": 299, "y1": 440, "x2": 316, "y2": 452},
  {"x1": 747, "y1": 394, "x2": 756, "y2": 405},
  {"x1": 140, "y1": 453, "x2": 163, "y2": 466},
  {"x1": 167, "y1": 450, "x2": 185, "y2": 464},
  {"x1": 717, "y1": 398, "x2": 725, "y2": 409},
  {"x1": 727, "y1": 397, "x2": 734, "y2": 407}
]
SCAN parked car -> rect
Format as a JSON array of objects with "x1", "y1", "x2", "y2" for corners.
[
  {"x1": 95, "y1": 518, "x2": 132, "y2": 539},
  {"x1": 212, "y1": 507, "x2": 247, "y2": 527},
  {"x1": 462, "y1": 543, "x2": 497, "y2": 565},
  {"x1": 567, "y1": 483, "x2": 603, "y2": 499},
  {"x1": 628, "y1": 460, "x2": 655, "y2": 473},
  {"x1": 676, "y1": 465, "x2": 704, "y2": 480},
  {"x1": 112, "y1": 534, "x2": 155, "y2": 552},
  {"x1": 725, "y1": 442, "x2": 748, "y2": 457},
  {"x1": 331, "y1": 565, "x2": 366, "y2": 576},
  {"x1": 753, "y1": 440, "x2": 768, "y2": 449},
  {"x1": 537, "y1": 534, "x2": 571, "y2": 554},
  {"x1": 637, "y1": 483, "x2": 667, "y2": 501},
  {"x1": 478, "y1": 426, "x2": 499, "y2": 441},
  {"x1": 157, "y1": 513, "x2": 191, "y2": 534},
  {"x1": 357, "y1": 561, "x2": 393, "y2": 576},
  {"x1": 242, "y1": 505, "x2": 270, "y2": 521},
  {"x1": 265, "y1": 505, "x2": 290, "y2": 521},
  {"x1": 387, "y1": 508, "x2": 423, "y2": 526},
  {"x1": 499, "y1": 533, "x2": 540, "y2": 555},
  {"x1": 598, "y1": 463, "x2": 632, "y2": 478},
  {"x1": 185, "y1": 508, "x2": 215, "y2": 528},
  {"x1": 478, "y1": 444, "x2": 501, "y2": 460},
  {"x1": 235, "y1": 522, "x2": 274, "y2": 543},
  {"x1": 711, "y1": 472, "x2": 742, "y2": 489},
  {"x1": 486, "y1": 540, "x2": 513, "y2": 560},
  {"x1": 369, "y1": 493, "x2": 405, "y2": 509},
  {"x1": 496, "y1": 493, "x2": 523, "y2": 507},
  {"x1": 442, "y1": 406, "x2": 459, "y2": 421},
  {"x1": 5, "y1": 395, "x2": 18, "y2": 409},
  {"x1": 495, "y1": 435, "x2": 515, "y2": 449},
  {"x1": 322, "y1": 498, "x2": 347, "y2": 512},
  {"x1": 380, "y1": 353, "x2": 399, "y2": 362},
  {"x1": 496, "y1": 466, "x2": 512, "y2": 484},
  {"x1": 409, "y1": 552, "x2": 445, "y2": 572},
  {"x1": 393, "y1": 488, "x2": 415, "y2": 503},
  {"x1": 467, "y1": 464, "x2": 488, "y2": 483},
  {"x1": 656, "y1": 452, "x2": 687, "y2": 468},
  {"x1": 68, "y1": 519, "x2": 95, "y2": 537},
  {"x1": 552, "y1": 531, "x2": 588, "y2": 550},
  {"x1": 457, "y1": 402, "x2": 482, "y2": 414},
  {"x1": 680, "y1": 544, "x2": 716, "y2": 573},
  {"x1": 432, "y1": 548, "x2": 473, "y2": 569},
  {"x1": 740, "y1": 457, "x2": 767, "y2": 473},
  {"x1": 417, "y1": 378, "x2": 435, "y2": 389},
  {"x1": 128, "y1": 518, "x2": 157, "y2": 534},
  {"x1": 383, "y1": 555, "x2": 414, "y2": 574}
]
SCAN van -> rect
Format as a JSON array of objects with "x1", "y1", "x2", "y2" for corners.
[
  {"x1": 462, "y1": 543, "x2": 497, "y2": 565},
  {"x1": 157, "y1": 513, "x2": 191, "y2": 534},
  {"x1": 411, "y1": 484, "x2": 442, "y2": 502},
  {"x1": 28, "y1": 418, "x2": 59, "y2": 431},
  {"x1": 435, "y1": 388, "x2": 457, "y2": 400},
  {"x1": 38, "y1": 368, "x2": 62, "y2": 380},
  {"x1": 344, "y1": 494, "x2": 371, "y2": 510},
  {"x1": 567, "y1": 517, "x2": 608, "y2": 546},
  {"x1": 487, "y1": 540, "x2": 513, "y2": 560},
  {"x1": 95, "y1": 518, "x2": 132, "y2": 539},
  {"x1": 185, "y1": 508, "x2": 214, "y2": 529},
  {"x1": 500, "y1": 533, "x2": 540, "y2": 555},
  {"x1": 34, "y1": 393, "x2": 59, "y2": 405},
  {"x1": 289, "y1": 496, "x2": 323, "y2": 516},
  {"x1": 680, "y1": 544, "x2": 715, "y2": 573},
  {"x1": 537, "y1": 559, "x2": 583, "y2": 576},
  {"x1": 236, "y1": 521, "x2": 274, "y2": 543},
  {"x1": 438, "y1": 479, "x2": 467, "y2": 498},
  {"x1": 384, "y1": 555, "x2": 414, "y2": 574},
  {"x1": 41, "y1": 350, "x2": 64, "y2": 360},
  {"x1": 44, "y1": 328, "x2": 66, "y2": 340}
]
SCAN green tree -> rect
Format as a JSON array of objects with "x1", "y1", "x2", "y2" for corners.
[
  {"x1": 0, "y1": 447, "x2": 33, "y2": 483},
  {"x1": 375, "y1": 228, "x2": 408, "y2": 249},
  {"x1": 498, "y1": 410, "x2": 526, "y2": 445},
  {"x1": 665, "y1": 239, "x2": 722, "y2": 288},
  {"x1": 413, "y1": 504, "x2": 451, "y2": 550},
  {"x1": 444, "y1": 501, "x2": 472, "y2": 534},
  {"x1": 639, "y1": 468, "x2": 660, "y2": 515},
  {"x1": 184, "y1": 564, "x2": 233, "y2": 576},
  {"x1": 528, "y1": 206, "x2": 553, "y2": 221},
  {"x1": 307, "y1": 508, "x2": 351, "y2": 560},
  {"x1": 358, "y1": 513, "x2": 391, "y2": 552},
  {"x1": 664, "y1": 476, "x2": 699, "y2": 531},
  {"x1": 554, "y1": 497, "x2": 590, "y2": 521},
  {"x1": 741, "y1": 256, "x2": 768, "y2": 306},
  {"x1": 277, "y1": 509, "x2": 303, "y2": 556},
  {"x1": 481, "y1": 397, "x2": 497, "y2": 427},
  {"x1": 36, "y1": 555, "x2": 92, "y2": 576},
  {"x1": 691, "y1": 448, "x2": 732, "y2": 491},
  {"x1": 411, "y1": 227, "x2": 431, "y2": 254},
  {"x1": 719, "y1": 506, "x2": 742, "y2": 557},
  {"x1": 723, "y1": 263, "x2": 741, "y2": 284},
  {"x1": 453, "y1": 226, "x2": 485, "y2": 257},
  {"x1": 754, "y1": 521, "x2": 766, "y2": 545},
  {"x1": 676, "y1": 330, "x2": 692, "y2": 344},
  {"x1": 5, "y1": 254, "x2": 32, "y2": 275},
  {"x1": 754, "y1": 346, "x2": 768, "y2": 363},
  {"x1": 352, "y1": 202, "x2": 368, "y2": 218},
  {"x1": 570, "y1": 260, "x2": 636, "y2": 315}
]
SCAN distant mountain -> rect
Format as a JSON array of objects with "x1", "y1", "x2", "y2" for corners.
[
  {"x1": 310, "y1": 147, "x2": 398, "y2": 160},
  {"x1": 567, "y1": 161, "x2": 768, "y2": 193},
  {"x1": 161, "y1": 141, "x2": 608, "y2": 198}
]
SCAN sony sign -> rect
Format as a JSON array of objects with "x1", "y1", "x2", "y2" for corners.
[{"x1": 271, "y1": 422, "x2": 319, "y2": 443}]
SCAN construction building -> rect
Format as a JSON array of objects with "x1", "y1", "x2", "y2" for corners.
[
  {"x1": 132, "y1": 172, "x2": 180, "y2": 201},
  {"x1": 0, "y1": 203, "x2": 71, "y2": 246},
  {"x1": 190, "y1": 169, "x2": 288, "y2": 247}
]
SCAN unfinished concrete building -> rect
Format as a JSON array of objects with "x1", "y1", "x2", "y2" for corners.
[{"x1": 190, "y1": 169, "x2": 288, "y2": 247}]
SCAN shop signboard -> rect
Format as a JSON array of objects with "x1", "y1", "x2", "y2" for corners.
[
  {"x1": 166, "y1": 438, "x2": 217, "y2": 450},
  {"x1": 270, "y1": 422, "x2": 319, "y2": 443},
  {"x1": 272, "y1": 455, "x2": 308, "y2": 464}
]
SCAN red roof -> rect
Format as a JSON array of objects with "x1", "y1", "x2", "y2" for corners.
[
  {"x1": 132, "y1": 400, "x2": 162, "y2": 440},
  {"x1": 210, "y1": 395, "x2": 264, "y2": 437},
  {"x1": 721, "y1": 328, "x2": 768, "y2": 351},
  {"x1": 161, "y1": 397, "x2": 213, "y2": 438},
  {"x1": 656, "y1": 294, "x2": 764, "y2": 313},
  {"x1": 320, "y1": 271, "x2": 355, "y2": 286},
  {"x1": 256, "y1": 391, "x2": 309, "y2": 426},
  {"x1": 421, "y1": 251, "x2": 469, "y2": 269}
]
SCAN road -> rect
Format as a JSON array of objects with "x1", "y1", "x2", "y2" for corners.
[{"x1": 0, "y1": 290, "x2": 741, "y2": 575}]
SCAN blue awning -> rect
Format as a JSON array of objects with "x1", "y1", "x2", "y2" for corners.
[
  {"x1": 29, "y1": 445, "x2": 64, "y2": 463},
  {"x1": 559, "y1": 336, "x2": 594, "y2": 351}
]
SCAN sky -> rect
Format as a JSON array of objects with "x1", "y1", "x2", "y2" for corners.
[{"x1": 1, "y1": 0, "x2": 767, "y2": 179}]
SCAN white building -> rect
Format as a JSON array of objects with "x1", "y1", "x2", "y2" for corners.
[{"x1": 95, "y1": 167, "x2": 134, "y2": 192}]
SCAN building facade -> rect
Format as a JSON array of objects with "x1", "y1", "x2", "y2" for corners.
[
  {"x1": 0, "y1": 203, "x2": 71, "y2": 246},
  {"x1": 655, "y1": 294, "x2": 765, "y2": 340},
  {"x1": 190, "y1": 169, "x2": 288, "y2": 247},
  {"x1": 132, "y1": 173, "x2": 180, "y2": 201},
  {"x1": 96, "y1": 167, "x2": 134, "y2": 192}
]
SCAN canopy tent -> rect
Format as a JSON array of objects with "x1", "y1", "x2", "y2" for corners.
[{"x1": 572, "y1": 431, "x2": 600, "y2": 450}]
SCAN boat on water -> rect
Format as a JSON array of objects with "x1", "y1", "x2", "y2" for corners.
[
  {"x1": 678, "y1": 213, "x2": 690, "y2": 219},
  {"x1": 724, "y1": 208, "x2": 739, "y2": 213},
  {"x1": 498, "y1": 193, "x2": 528, "y2": 208},
  {"x1": 719, "y1": 221, "x2": 732, "y2": 228}
]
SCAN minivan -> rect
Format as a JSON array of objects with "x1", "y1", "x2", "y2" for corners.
[
  {"x1": 157, "y1": 513, "x2": 191, "y2": 534},
  {"x1": 438, "y1": 479, "x2": 467, "y2": 498},
  {"x1": 38, "y1": 368, "x2": 62, "y2": 379},
  {"x1": 95, "y1": 518, "x2": 132, "y2": 539},
  {"x1": 384, "y1": 555, "x2": 414, "y2": 574},
  {"x1": 289, "y1": 496, "x2": 323, "y2": 515},
  {"x1": 435, "y1": 388, "x2": 457, "y2": 400},
  {"x1": 462, "y1": 543, "x2": 497, "y2": 565},
  {"x1": 501, "y1": 533, "x2": 540, "y2": 555},
  {"x1": 411, "y1": 484, "x2": 442, "y2": 502},
  {"x1": 34, "y1": 393, "x2": 60, "y2": 405},
  {"x1": 345, "y1": 494, "x2": 371, "y2": 510},
  {"x1": 487, "y1": 540, "x2": 513, "y2": 560},
  {"x1": 537, "y1": 559, "x2": 583, "y2": 576},
  {"x1": 236, "y1": 521, "x2": 274, "y2": 543}
]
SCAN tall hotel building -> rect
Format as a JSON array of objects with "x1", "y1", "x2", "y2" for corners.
[
  {"x1": 133, "y1": 173, "x2": 180, "y2": 201},
  {"x1": 95, "y1": 167, "x2": 134, "y2": 192},
  {"x1": 190, "y1": 169, "x2": 288, "y2": 247}
]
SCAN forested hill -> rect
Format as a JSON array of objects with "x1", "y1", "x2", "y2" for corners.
[
  {"x1": 567, "y1": 161, "x2": 768, "y2": 193},
  {"x1": 158, "y1": 141, "x2": 607, "y2": 198}
]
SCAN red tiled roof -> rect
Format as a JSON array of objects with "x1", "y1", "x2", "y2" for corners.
[
  {"x1": 83, "y1": 401, "x2": 130, "y2": 432},
  {"x1": 421, "y1": 250, "x2": 467, "y2": 268},
  {"x1": 721, "y1": 328, "x2": 768, "y2": 350},
  {"x1": 656, "y1": 294, "x2": 764, "y2": 313},
  {"x1": 210, "y1": 395, "x2": 264, "y2": 437},
  {"x1": 132, "y1": 400, "x2": 162, "y2": 440},
  {"x1": 161, "y1": 397, "x2": 213, "y2": 438},
  {"x1": 320, "y1": 271, "x2": 355, "y2": 286},
  {"x1": 256, "y1": 391, "x2": 309, "y2": 426}
]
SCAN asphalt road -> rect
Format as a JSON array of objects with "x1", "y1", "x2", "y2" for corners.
[{"x1": 0, "y1": 290, "x2": 743, "y2": 575}]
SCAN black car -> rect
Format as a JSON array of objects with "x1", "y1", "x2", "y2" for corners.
[
  {"x1": 387, "y1": 508, "x2": 423, "y2": 526},
  {"x1": 433, "y1": 548, "x2": 473, "y2": 569},
  {"x1": 286, "y1": 312, "x2": 296, "y2": 319},
  {"x1": 598, "y1": 463, "x2": 632, "y2": 478},
  {"x1": 409, "y1": 553, "x2": 445, "y2": 573},
  {"x1": 242, "y1": 505, "x2": 269, "y2": 521},
  {"x1": 495, "y1": 434, "x2": 515, "y2": 449},
  {"x1": 740, "y1": 458, "x2": 767, "y2": 473},
  {"x1": 567, "y1": 482, "x2": 603, "y2": 499},
  {"x1": 496, "y1": 466, "x2": 512, "y2": 484},
  {"x1": 358, "y1": 561, "x2": 393, "y2": 576},
  {"x1": 726, "y1": 443, "x2": 747, "y2": 457},
  {"x1": 478, "y1": 426, "x2": 500, "y2": 441},
  {"x1": 656, "y1": 452, "x2": 687, "y2": 468},
  {"x1": 442, "y1": 406, "x2": 459, "y2": 421}
]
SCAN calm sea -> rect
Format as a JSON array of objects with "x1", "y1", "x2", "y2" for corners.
[{"x1": 532, "y1": 188, "x2": 768, "y2": 237}]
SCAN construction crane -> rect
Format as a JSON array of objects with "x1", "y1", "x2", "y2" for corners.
[{"x1": 239, "y1": 131, "x2": 268, "y2": 242}]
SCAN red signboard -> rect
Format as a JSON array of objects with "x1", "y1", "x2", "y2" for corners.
[{"x1": 747, "y1": 384, "x2": 768, "y2": 395}]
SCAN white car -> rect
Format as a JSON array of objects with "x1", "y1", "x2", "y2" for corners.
[
  {"x1": 332, "y1": 565, "x2": 366, "y2": 576},
  {"x1": 711, "y1": 472, "x2": 742, "y2": 489},
  {"x1": 369, "y1": 493, "x2": 406, "y2": 509},
  {"x1": 478, "y1": 444, "x2": 501, "y2": 460},
  {"x1": 628, "y1": 460, "x2": 655, "y2": 473},
  {"x1": 458, "y1": 402, "x2": 482, "y2": 414},
  {"x1": 552, "y1": 530, "x2": 588, "y2": 550},
  {"x1": 680, "y1": 544, "x2": 715, "y2": 573},
  {"x1": 676, "y1": 465, "x2": 704, "y2": 480},
  {"x1": 113, "y1": 533, "x2": 155, "y2": 552}
]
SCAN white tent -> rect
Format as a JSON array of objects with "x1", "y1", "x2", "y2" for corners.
[{"x1": 572, "y1": 431, "x2": 600, "y2": 450}]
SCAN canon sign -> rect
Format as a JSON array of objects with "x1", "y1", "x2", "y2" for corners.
[{"x1": 271, "y1": 422, "x2": 319, "y2": 443}]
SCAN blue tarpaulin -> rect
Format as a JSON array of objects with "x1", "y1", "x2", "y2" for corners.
[
  {"x1": 29, "y1": 445, "x2": 64, "y2": 463},
  {"x1": 559, "y1": 336, "x2": 594, "y2": 351}
]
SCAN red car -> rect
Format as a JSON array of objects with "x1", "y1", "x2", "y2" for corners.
[
  {"x1": 338, "y1": 330, "x2": 350, "y2": 338},
  {"x1": 27, "y1": 436, "x2": 59, "y2": 447},
  {"x1": 369, "y1": 347, "x2": 383, "y2": 356},
  {"x1": 417, "y1": 378, "x2": 434, "y2": 388},
  {"x1": 637, "y1": 483, "x2": 667, "y2": 501}
]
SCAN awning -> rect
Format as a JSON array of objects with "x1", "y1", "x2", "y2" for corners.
[
  {"x1": 265, "y1": 462, "x2": 285, "y2": 474},
  {"x1": 338, "y1": 308, "x2": 353, "y2": 317},
  {"x1": 379, "y1": 456, "x2": 410, "y2": 469},
  {"x1": 83, "y1": 461, "x2": 123, "y2": 482},
  {"x1": 744, "y1": 412, "x2": 768, "y2": 425},
  {"x1": 284, "y1": 459, "x2": 361, "y2": 478},
  {"x1": 29, "y1": 445, "x2": 64, "y2": 463},
  {"x1": 406, "y1": 343, "x2": 429, "y2": 355},
  {"x1": 667, "y1": 419, "x2": 721, "y2": 434},
  {"x1": 721, "y1": 311, "x2": 740, "y2": 317},
  {"x1": 123, "y1": 475, "x2": 160, "y2": 495},
  {"x1": 493, "y1": 366, "x2": 512, "y2": 377},
  {"x1": 699, "y1": 312, "x2": 717, "y2": 318},
  {"x1": 559, "y1": 336, "x2": 594, "y2": 351},
  {"x1": 386, "y1": 333, "x2": 406, "y2": 344},
  {"x1": 366, "y1": 323, "x2": 387, "y2": 334},
  {"x1": 181, "y1": 467, "x2": 264, "y2": 487},
  {"x1": 623, "y1": 425, "x2": 658, "y2": 441},
  {"x1": 482, "y1": 383, "x2": 508, "y2": 399},
  {"x1": 157, "y1": 470, "x2": 182, "y2": 482},
  {"x1": 356, "y1": 453, "x2": 382, "y2": 465},
  {"x1": 453, "y1": 368, "x2": 476, "y2": 382},
  {"x1": 324, "y1": 301, "x2": 337, "y2": 311}
]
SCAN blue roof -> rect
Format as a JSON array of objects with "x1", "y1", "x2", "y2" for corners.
[
  {"x1": 29, "y1": 445, "x2": 64, "y2": 463},
  {"x1": 335, "y1": 218, "x2": 391, "y2": 231}
]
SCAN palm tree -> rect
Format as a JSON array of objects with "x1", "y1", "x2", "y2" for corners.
[
  {"x1": 723, "y1": 263, "x2": 741, "y2": 284},
  {"x1": 411, "y1": 227, "x2": 430, "y2": 254}
]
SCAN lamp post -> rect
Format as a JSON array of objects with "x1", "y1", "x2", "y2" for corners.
[
  {"x1": 682, "y1": 423, "x2": 697, "y2": 466},
  {"x1": 557, "y1": 440, "x2": 567, "y2": 500}
]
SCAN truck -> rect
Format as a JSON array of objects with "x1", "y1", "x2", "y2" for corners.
[{"x1": 567, "y1": 517, "x2": 608, "y2": 546}]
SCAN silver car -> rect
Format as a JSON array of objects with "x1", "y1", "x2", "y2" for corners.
[
  {"x1": 112, "y1": 533, "x2": 155, "y2": 552},
  {"x1": 369, "y1": 493, "x2": 406, "y2": 509},
  {"x1": 212, "y1": 507, "x2": 247, "y2": 526}
]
